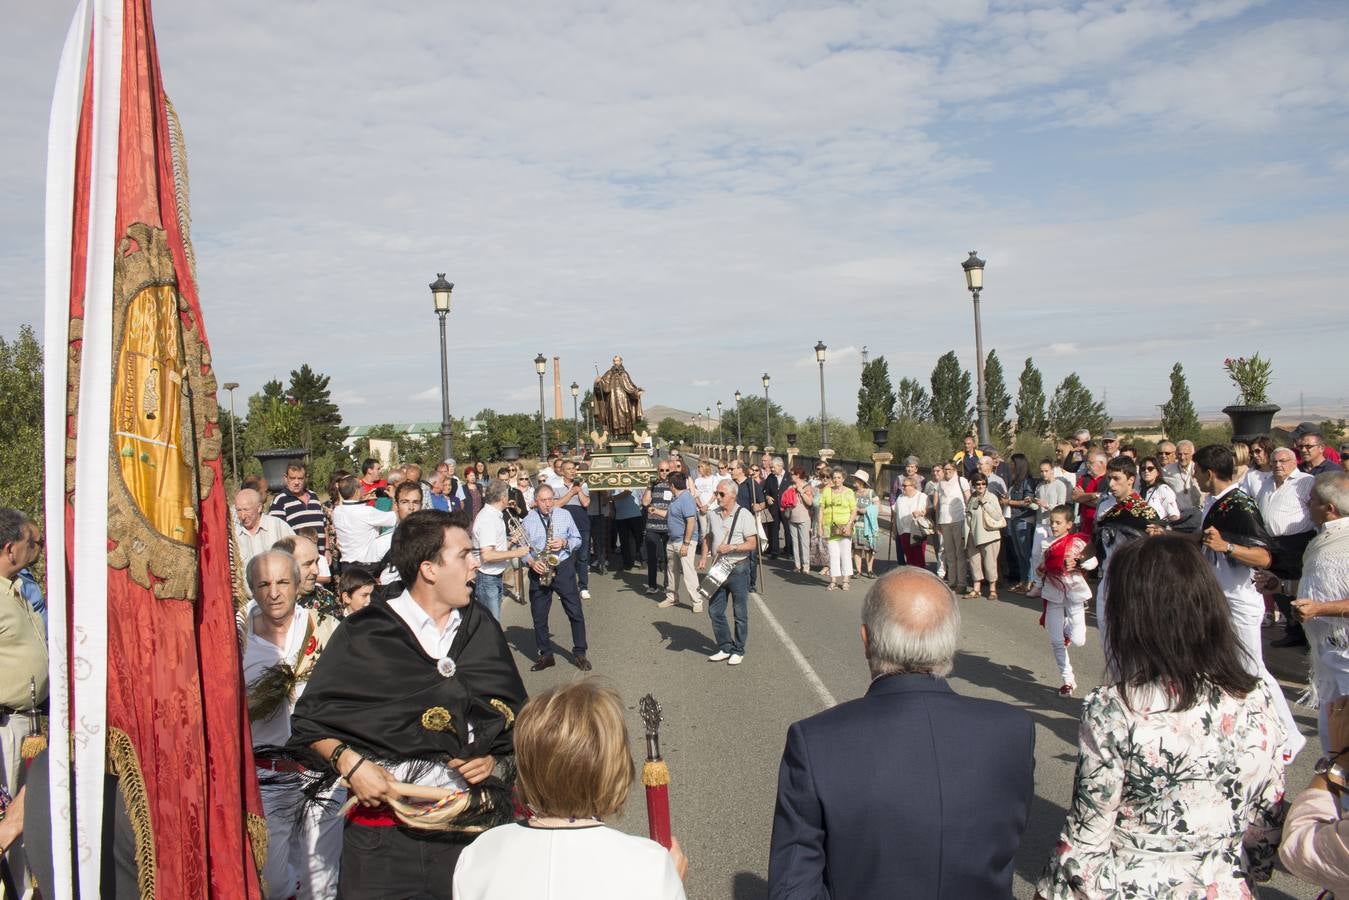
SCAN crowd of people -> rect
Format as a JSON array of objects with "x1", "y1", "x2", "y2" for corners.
[{"x1": 3, "y1": 416, "x2": 1349, "y2": 897}]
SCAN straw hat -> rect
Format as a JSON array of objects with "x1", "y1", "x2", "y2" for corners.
[{"x1": 852, "y1": 469, "x2": 870, "y2": 484}]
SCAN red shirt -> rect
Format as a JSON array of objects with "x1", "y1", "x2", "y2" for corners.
[
  {"x1": 360, "y1": 478, "x2": 387, "y2": 506},
  {"x1": 1077, "y1": 472, "x2": 1105, "y2": 536}
]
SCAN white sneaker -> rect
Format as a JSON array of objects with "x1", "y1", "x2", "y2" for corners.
[
  {"x1": 645, "y1": 586, "x2": 661, "y2": 595},
  {"x1": 656, "y1": 596, "x2": 676, "y2": 608},
  {"x1": 727, "y1": 654, "x2": 744, "y2": 666},
  {"x1": 707, "y1": 651, "x2": 731, "y2": 662},
  {"x1": 580, "y1": 589, "x2": 592, "y2": 600},
  {"x1": 692, "y1": 601, "x2": 704, "y2": 613}
]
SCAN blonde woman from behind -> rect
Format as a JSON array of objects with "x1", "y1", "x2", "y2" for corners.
[{"x1": 453, "y1": 680, "x2": 688, "y2": 899}]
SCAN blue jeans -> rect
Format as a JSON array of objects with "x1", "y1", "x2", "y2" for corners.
[
  {"x1": 567, "y1": 507, "x2": 591, "y2": 590},
  {"x1": 708, "y1": 559, "x2": 750, "y2": 655},
  {"x1": 1008, "y1": 517, "x2": 1035, "y2": 584},
  {"x1": 474, "y1": 571, "x2": 504, "y2": 622}
]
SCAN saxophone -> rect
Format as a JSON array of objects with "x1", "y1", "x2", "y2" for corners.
[{"x1": 537, "y1": 514, "x2": 560, "y2": 587}]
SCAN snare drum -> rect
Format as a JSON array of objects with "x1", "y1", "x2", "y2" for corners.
[{"x1": 697, "y1": 556, "x2": 738, "y2": 600}]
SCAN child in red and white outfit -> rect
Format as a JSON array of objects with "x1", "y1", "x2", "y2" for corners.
[{"x1": 1037, "y1": 505, "x2": 1096, "y2": 695}]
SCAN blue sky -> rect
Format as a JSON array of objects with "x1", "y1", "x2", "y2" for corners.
[{"x1": 3, "y1": 0, "x2": 1348, "y2": 427}]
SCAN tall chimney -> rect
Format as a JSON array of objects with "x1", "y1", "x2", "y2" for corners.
[{"x1": 553, "y1": 357, "x2": 563, "y2": 422}]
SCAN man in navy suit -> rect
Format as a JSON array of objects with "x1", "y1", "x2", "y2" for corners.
[{"x1": 768, "y1": 568, "x2": 1035, "y2": 899}]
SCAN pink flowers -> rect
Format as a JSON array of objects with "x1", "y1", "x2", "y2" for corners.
[{"x1": 1220, "y1": 713, "x2": 1235, "y2": 736}]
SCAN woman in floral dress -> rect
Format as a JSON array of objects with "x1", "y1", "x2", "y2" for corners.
[
  {"x1": 1036, "y1": 535, "x2": 1287, "y2": 900},
  {"x1": 850, "y1": 470, "x2": 879, "y2": 578}
]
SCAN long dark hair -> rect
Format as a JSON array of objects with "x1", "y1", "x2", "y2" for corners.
[
  {"x1": 1009, "y1": 452, "x2": 1030, "y2": 487},
  {"x1": 1105, "y1": 535, "x2": 1257, "y2": 710}
]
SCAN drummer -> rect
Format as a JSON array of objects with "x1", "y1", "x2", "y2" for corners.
[
  {"x1": 697, "y1": 479, "x2": 759, "y2": 667},
  {"x1": 289, "y1": 509, "x2": 527, "y2": 899}
]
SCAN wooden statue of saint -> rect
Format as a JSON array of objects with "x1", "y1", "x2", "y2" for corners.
[{"x1": 592, "y1": 355, "x2": 644, "y2": 439}]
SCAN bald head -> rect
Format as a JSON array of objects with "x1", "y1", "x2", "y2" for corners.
[
  {"x1": 234, "y1": 488, "x2": 263, "y2": 529},
  {"x1": 861, "y1": 568, "x2": 961, "y2": 678}
]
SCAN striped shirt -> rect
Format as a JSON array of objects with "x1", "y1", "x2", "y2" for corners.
[{"x1": 269, "y1": 490, "x2": 327, "y2": 554}]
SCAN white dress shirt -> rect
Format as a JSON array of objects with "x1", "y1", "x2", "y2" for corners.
[
  {"x1": 1202, "y1": 485, "x2": 1265, "y2": 626},
  {"x1": 241, "y1": 603, "x2": 309, "y2": 748},
  {"x1": 387, "y1": 591, "x2": 472, "y2": 788},
  {"x1": 1258, "y1": 470, "x2": 1314, "y2": 536},
  {"x1": 236, "y1": 515, "x2": 295, "y2": 571},
  {"x1": 332, "y1": 501, "x2": 397, "y2": 564}
]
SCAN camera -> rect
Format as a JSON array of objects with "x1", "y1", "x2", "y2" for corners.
[{"x1": 572, "y1": 476, "x2": 584, "y2": 486}]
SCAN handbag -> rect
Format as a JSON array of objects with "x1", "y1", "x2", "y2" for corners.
[{"x1": 911, "y1": 508, "x2": 935, "y2": 538}]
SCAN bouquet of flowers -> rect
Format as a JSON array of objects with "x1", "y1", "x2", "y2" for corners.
[{"x1": 1223, "y1": 354, "x2": 1272, "y2": 405}]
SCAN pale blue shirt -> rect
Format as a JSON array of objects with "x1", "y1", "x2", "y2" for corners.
[{"x1": 521, "y1": 506, "x2": 582, "y2": 564}]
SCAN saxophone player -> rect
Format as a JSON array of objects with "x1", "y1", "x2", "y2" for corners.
[
  {"x1": 471, "y1": 479, "x2": 531, "y2": 622},
  {"x1": 521, "y1": 484, "x2": 591, "y2": 672}
]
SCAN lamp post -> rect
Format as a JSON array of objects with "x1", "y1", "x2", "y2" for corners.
[
  {"x1": 761, "y1": 373, "x2": 771, "y2": 447},
  {"x1": 570, "y1": 381, "x2": 580, "y2": 451},
  {"x1": 962, "y1": 250, "x2": 990, "y2": 448},
  {"x1": 814, "y1": 341, "x2": 828, "y2": 448},
  {"x1": 861, "y1": 345, "x2": 869, "y2": 368},
  {"x1": 534, "y1": 353, "x2": 548, "y2": 459},
  {"x1": 222, "y1": 381, "x2": 240, "y2": 495},
  {"x1": 716, "y1": 400, "x2": 723, "y2": 447},
  {"x1": 429, "y1": 274, "x2": 455, "y2": 461},
  {"x1": 733, "y1": 389, "x2": 743, "y2": 448}
]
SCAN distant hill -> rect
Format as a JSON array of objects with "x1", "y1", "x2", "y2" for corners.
[{"x1": 644, "y1": 404, "x2": 698, "y2": 425}]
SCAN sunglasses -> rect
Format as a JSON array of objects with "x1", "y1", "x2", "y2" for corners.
[
  {"x1": 714, "y1": 491, "x2": 729, "y2": 497},
  {"x1": 1142, "y1": 465, "x2": 1157, "y2": 471},
  {"x1": 1298, "y1": 444, "x2": 1318, "y2": 451}
]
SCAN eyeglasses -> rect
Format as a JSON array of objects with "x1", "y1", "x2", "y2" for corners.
[
  {"x1": 1298, "y1": 444, "x2": 1318, "y2": 452},
  {"x1": 714, "y1": 491, "x2": 729, "y2": 497},
  {"x1": 1160, "y1": 450, "x2": 1176, "y2": 456},
  {"x1": 1142, "y1": 465, "x2": 1157, "y2": 471}
]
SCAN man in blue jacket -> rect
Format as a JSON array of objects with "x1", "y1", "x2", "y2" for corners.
[{"x1": 769, "y1": 567, "x2": 1035, "y2": 899}]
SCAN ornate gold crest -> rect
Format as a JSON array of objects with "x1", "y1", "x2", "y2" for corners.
[
  {"x1": 490, "y1": 698, "x2": 515, "y2": 729},
  {"x1": 420, "y1": 707, "x2": 455, "y2": 734},
  {"x1": 102, "y1": 222, "x2": 222, "y2": 601}
]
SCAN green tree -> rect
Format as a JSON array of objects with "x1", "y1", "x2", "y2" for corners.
[
  {"x1": 796, "y1": 418, "x2": 866, "y2": 459},
  {"x1": 0, "y1": 325, "x2": 44, "y2": 521},
  {"x1": 1014, "y1": 357, "x2": 1047, "y2": 439},
  {"x1": 286, "y1": 364, "x2": 345, "y2": 449},
  {"x1": 1047, "y1": 373, "x2": 1111, "y2": 439},
  {"x1": 983, "y1": 350, "x2": 1011, "y2": 445},
  {"x1": 930, "y1": 351, "x2": 972, "y2": 444},
  {"x1": 722, "y1": 395, "x2": 794, "y2": 448},
  {"x1": 886, "y1": 418, "x2": 951, "y2": 469},
  {"x1": 856, "y1": 357, "x2": 897, "y2": 430},
  {"x1": 1160, "y1": 362, "x2": 1202, "y2": 443},
  {"x1": 895, "y1": 377, "x2": 932, "y2": 421},
  {"x1": 656, "y1": 417, "x2": 694, "y2": 446}
]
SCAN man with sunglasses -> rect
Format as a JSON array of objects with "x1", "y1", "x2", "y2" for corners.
[
  {"x1": 642, "y1": 462, "x2": 673, "y2": 598},
  {"x1": 1298, "y1": 431, "x2": 1340, "y2": 477},
  {"x1": 730, "y1": 460, "x2": 767, "y2": 593},
  {"x1": 1257, "y1": 447, "x2": 1316, "y2": 648},
  {"x1": 700, "y1": 480, "x2": 758, "y2": 665}
]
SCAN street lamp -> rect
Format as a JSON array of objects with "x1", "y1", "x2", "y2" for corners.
[
  {"x1": 962, "y1": 250, "x2": 990, "y2": 447},
  {"x1": 429, "y1": 273, "x2": 455, "y2": 461},
  {"x1": 570, "y1": 381, "x2": 580, "y2": 451},
  {"x1": 222, "y1": 381, "x2": 240, "y2": 495},
  {"x1": 716, "y1": 400, "x2": 723, "y2": 447},
  {"x1": 814, "y1": 341, "x2": 828, "y2": 448},
  {"x1": 761, "y1": 373, "x2": 771, "y2": 447},
  {"x1": 534, "y1": 353, "x2": 548, "y2": 458},
  {"x1": 733, "y1": 389, "x2": 743, "y2": 446}
]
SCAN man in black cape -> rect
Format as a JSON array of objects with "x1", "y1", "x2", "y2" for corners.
[
  {"x1": 289, "y1": 509, "x2": 526, "y2": 898},
  {"x1": 1090, "y1": 455, "x2": 1161, "y2": 652}
]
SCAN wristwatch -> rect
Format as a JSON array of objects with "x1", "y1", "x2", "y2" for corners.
[
  {"x1": 1223, "y1": 543, "x2": 1235, "y2": 559},
  {"x1": 1315, "y1": 752, "x2": 1349, "y2": 790}
]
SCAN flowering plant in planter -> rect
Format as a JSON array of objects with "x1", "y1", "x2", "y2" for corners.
[{"x1": 1223, "y1": 355, "x2": 1272, "y2": 406}]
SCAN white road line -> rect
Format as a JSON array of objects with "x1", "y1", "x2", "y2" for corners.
[{"x1": 752, "y1": 591, "x2": 837, "y2": 710}]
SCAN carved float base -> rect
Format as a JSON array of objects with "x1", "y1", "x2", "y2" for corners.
[{"x1": 582, "y1": 441, "x2": 658, "y2": 491}]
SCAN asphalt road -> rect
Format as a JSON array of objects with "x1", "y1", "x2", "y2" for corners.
[{"x1": 496, "y1": 542, "x2": 1322, "y2": 899}]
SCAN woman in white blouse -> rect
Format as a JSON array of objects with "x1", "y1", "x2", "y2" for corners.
[
  {"x1": 453, "y1": 681, "x2": 687, "y2": 900},
  {"x1": 892, "y1": 476, "x2": 931, "y2": 568},
  {"x1": 1139, "y1": 455, "x2": 1181, "y2": 522}
]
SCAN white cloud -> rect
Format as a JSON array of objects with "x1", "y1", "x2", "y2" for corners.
[{"x1": 2, "y1": 1, "x2": 1347, "y2": 424}]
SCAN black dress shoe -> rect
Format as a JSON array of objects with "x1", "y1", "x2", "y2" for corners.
[
  {"x1": 530, "y1": 654, "x2": 556, "y2": 671},
  {"x1": 573, "y1": 655, "x2": 592, "y2": 671}
]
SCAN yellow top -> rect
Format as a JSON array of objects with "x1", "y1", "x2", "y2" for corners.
[
  {"x1": 0, "y1": 573, "x2": 48, "y2": 709},
  {"x1": 818, "y1": 486, "x2": 857, "y2": 534}
]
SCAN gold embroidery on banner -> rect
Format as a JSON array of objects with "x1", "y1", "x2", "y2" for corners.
[
  {"x1": 246, "y1": 812, "x2": 269, "y2": 886},
  {"x1": 106, "y1": 222, "x2": 223, "y2": 601},
  {"x1": 106, "y1": 727, "x2": 157, "y2": 899}
]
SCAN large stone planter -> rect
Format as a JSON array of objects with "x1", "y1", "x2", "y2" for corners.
[
  {"x1": 253, "y1": 448, "x2": 308, "y2": 488},
  {"x1": 500, "y1": 444, "x2": 522, "y2": 462},
  {"x1": 1223, "y1": 404, "x2": 1280, "y2": 443}
]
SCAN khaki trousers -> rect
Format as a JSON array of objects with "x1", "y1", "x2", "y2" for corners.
[
  {"x1": 665, "y1": 543, "x2": 702, "y2": 608},
  {"x1": 967, "y1": 539, "x2": 1000, "y2": 585}
]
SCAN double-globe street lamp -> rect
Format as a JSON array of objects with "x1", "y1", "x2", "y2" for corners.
[
  {"x1": 962, "y1": 251, "x2": 990, "y2": 448},
  {"x1": 430, "y1": 274, "x2": 455, "y2": 461},
  {"x1": 534, "y1": 353, "x2": 548, "y2": 459},
  {"x1": 813, "y1": 341, "x2": 828, "y2": 449}
]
